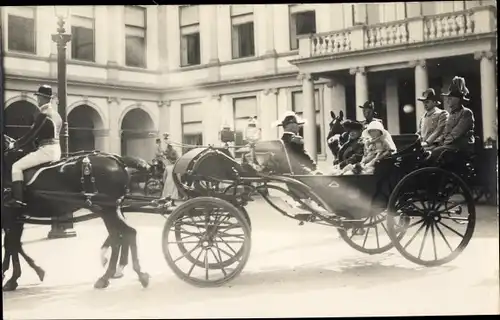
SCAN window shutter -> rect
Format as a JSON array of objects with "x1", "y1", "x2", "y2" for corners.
[
  {"x1": 231, "y1": 25, "x2": 239, "y2": 58},
  {"x1": 366, "y1": 4, "x2": 380, "y2": 24},
  {"x1": 248, "y1": 22, "x2": 255, "y2": 56},
  {"x1": 289, "y1": 13, "x2": 298, "y2": 50},
  {"x1": 181, "y1": 35, "x2": 188, "y2": 66}
]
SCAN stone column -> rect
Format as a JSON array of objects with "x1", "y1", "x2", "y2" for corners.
[
  {"x1": 158, "y1": 100, "x2": 170, "y2": 136},
  {"x1": 385, "y1": 77, "x2": 400, "y2": 134},
  {"x1": 325, "y1": 78, "x2": 346, "y2": 116},
  {"x1": 204, "y1": 94, "x2": 222, "y2": 145},
  {"x1": 107, "y1": 97, "x2": 122, "y2": 154},
  {"x1": 475, "y1": 51, "x2": 497, "y2": 145},
  {"x1": 412, "y1": 60, "x2": 428, "y2": 128},
  {"x1": 299, "y1": 73, "x2": 317, "y2": 160},
  {"x1": 94, "y1": 129, "x2": 110, "y2": 153},
  {"x1": 350, "y1": 67, "x2": 368, "y2": 121},
  {"x1": 261, "y1": 88, "x2": 279, "y2": 140},
  {"x1": 262, "y1": 5, "x2": 277, "y2": 74},
  {"x1": 207, "y1": 5, "x2": 220, "y2": 81}
]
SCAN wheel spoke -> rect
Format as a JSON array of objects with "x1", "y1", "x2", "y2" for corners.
[
  {"x1": 215, "y1": 235, "x2": 238, "y2": 256},
  {"x1": 437, "y1": 221, "x2": 465, "y2": 238},
  {"x1": 172, "y1": 243, "x2": 202, "y2": 263},
  {"x1": 406, "y1": 218, "x2": 425, "y2": 229},
  {"x1": 204, "y1": 250, "x2": 209, "y2": 281},
  {"x1": 210, "y1": 248, "x2": 227, "y2": 277},
  {"x1": 187, "y1": 248, "x2": 204, "y2": 277},
  {"x1": 440, "y1": 216, "x2": 469, "y2": 222},
  {"x1": 431, "y1": 223, "x2": 438, "y2": 260},
  {"x1": 213, "y1": 240, "x2": 236, "y2": 259},
  {"x1": 403, "y1": 220, "x2": 427, "y2": 250},
  {"x1": 417, "y1": 222, "x2": 430, "y2": 259},
  {"x1": 374, "y1": 222, "x2": 380, "y2": 248},
  {"x1": 362, "y1": 225, "x2": 370, "y2": 247},
  {"x1": 434, "y1": 223, "x2": 453, "y2": 252}
]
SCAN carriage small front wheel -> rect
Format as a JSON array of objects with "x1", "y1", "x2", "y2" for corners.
[
  {"x1": 162, "y1": 197, "x2": 252, "y2": 287},
  {"x1": 386, "y1": 167, "x2": 476, "y2": 267}
]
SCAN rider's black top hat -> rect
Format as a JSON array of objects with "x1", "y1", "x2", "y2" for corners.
[
  {"x1": 417, "y1": 88, "x2": 441, "y2": 104},
  {"x1": 441, "y1": 76, "x2": 470, "y2": 101},
  {"x1": 358, "y1": 101, "x2": 375, "y2": 110},
  {"x1": 34, "y1": 85, "x2": 53, "y2": 98},
  {"x1": 341, "y1": 119, "x2": 363, "y2": 131}
]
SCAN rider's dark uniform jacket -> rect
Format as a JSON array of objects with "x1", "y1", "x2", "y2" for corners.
[
  {"x1": 14, "y1": 104, "x2": 62, "y2": 149},
  {"x1": 441, "y1": 105, "x2": 475, "y2": 150},
  {"x1": 334, "y1": 137, "x2": 364, "y2": 169},
  {"x1": 281, "y1": 132, "x2": 317, "y2": 174}
]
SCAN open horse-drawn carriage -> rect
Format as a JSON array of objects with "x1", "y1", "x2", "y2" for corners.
[
  {"x1": 159, "y1": 133, "x2": 476, "y2": 287},
  {"x1": 1, "y1": 132, "x2": 477, "y2": 291}
]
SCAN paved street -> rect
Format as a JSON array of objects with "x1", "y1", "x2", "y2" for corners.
[{"x1": 3, "y1": 199, "x2": 499, "y2": 319}]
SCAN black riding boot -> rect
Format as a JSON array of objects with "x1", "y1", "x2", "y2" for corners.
[{"x1": 5, "y1": 181, "x2": 27, "y2": 208}]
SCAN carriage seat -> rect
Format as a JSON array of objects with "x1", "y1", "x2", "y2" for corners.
[{"x1": 253, "y1": 140, "x2": 293, "y2": 175}]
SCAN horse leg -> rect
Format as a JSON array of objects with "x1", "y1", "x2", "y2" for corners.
[
  {"x1": 115, "y1": 207, "x2": 149, "y2": 288},
  {"x1": 100, "y1": 234, "x2": 113, "y2": 267},
  {"x1": 2, "y1": 242, "x2": 12, "y2": 281},
  {"x1": 112, "y1": 237, "x2": 129, "y2": 279},
  {"x1": 3, "y1": 225, "x2": 23, "y2": 291},
  {"x1": 94, "y1": 212, "x2": 121, "y2": 289},
  {"x1": 19, "y1": 245, "x2": 45, "y2": 282}
]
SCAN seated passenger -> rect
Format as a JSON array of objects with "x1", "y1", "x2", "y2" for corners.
[
  {"x1": 428, "y1": 76, "x2": 475, "y2": 165},
  {"x1": 332, "y1": 120, "x2": 364, "y2": 170},
  {"x1": 341, "y1": 121, "x2": 396, "y2": 175},
  {"x1": 416, "y1": 88, "x2": 448, "y2": 150},
  {"x1": 273, "y1": 111, "x2": 318, "y2": 175}
]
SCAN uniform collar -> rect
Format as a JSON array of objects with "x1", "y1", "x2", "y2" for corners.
[
  {"x1": 450, "y1": 105, "x2": 464, "y2": 114},
  {"x1": 424, "y1": 107, "x2": 437, "y2": 117}
]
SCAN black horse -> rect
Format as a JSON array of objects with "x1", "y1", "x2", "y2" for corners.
[
  {"x1": 2, "y1": 134, "x2": 150, "y2": 291},
  {"x1": 326, "y1": 111, "x2": 347, "y2": 161}
]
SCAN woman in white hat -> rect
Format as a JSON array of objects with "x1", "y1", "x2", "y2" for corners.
[{"x1": 273, "y1": 111, "x2": 317, "y2": 174}]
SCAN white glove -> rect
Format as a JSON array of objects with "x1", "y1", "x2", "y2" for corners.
[
  {"x1": 7, "y1": 141, "x2": 15, "y2": 150},
  {"x1": 421, "y1": 141, "x2": 428, "y2": 147}
]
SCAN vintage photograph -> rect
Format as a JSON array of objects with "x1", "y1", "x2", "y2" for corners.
[{"x1": 1, "y1": 2, "x2": 498, "y2": 318}]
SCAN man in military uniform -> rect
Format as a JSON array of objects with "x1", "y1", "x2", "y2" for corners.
[
  {"x1": 275, "y1": 111, "x2": 317, "y2": 174},
  {"x1": 416, "y1": 88, "x2": 449, "y2": 150},
  {"x1": 5, "y1": 85, "x2": 62, "y2": 208},
  {"x1": 359, "y1": 101, "x2": 383, "y2": 129},
  {"x1": 428, "y1": 76, "x2": 475, "y2": 164}
]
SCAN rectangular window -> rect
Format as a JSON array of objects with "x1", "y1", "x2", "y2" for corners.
[
  {"x1": 71, "y1": 9, "x2": 95, "y2": 62},
  {"x1": 233, "y1": 96, "x2": 258, "y2": 157},
  {"x1": 289, "y1": 10, "x2": 316, "y2": 50},
  {"x1": 180, "y1": 6, "x2": 201, "y2": 66},
  {"x1": 231, "y1": 13, "x2": 255, "y2": 59},
  {"x1": 125, "y1": 5, "x2": 146, "y2": 68},
  {"x1": 181, "y1": 102, "x2": 203, "y2": 153},
  {"x1": 7, "y1": 7, "x2": 36, "y2": 54},
  {"x1": 291, "y1": 90, "x2": 322, "y2": 155},
  {"x1": 352, "y1": 4, "x2": 380, "y2": 25}
]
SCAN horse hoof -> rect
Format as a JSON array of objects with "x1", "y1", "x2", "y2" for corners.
[
  {"x1": 94, "y1": 277, "x2": 110, "y2": 289},
  {"x1": 111, "y1": 272, "x2": 124, "y2": 279},
  {"x1": 35, "y1": 267, "x2": 46, "y2": 282},
  {"x1": 3, "y1": 280, "x2": 18, "y2": 292},
  {"x1": 138, "y1": 272, "x2": 150, "y2": 288}
]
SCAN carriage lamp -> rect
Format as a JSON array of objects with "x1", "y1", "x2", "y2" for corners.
[{"x1": 220, "y1": 124, "x2": 235, "y2": 143}]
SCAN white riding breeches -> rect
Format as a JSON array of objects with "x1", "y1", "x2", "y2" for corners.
[{"x1": 12, "y1": 144, "x2": 62, "y2": 182}]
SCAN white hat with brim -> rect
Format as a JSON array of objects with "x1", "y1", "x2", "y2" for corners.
[{"x1": 272, "y1": 111, "x2": 306, "y2": 128}]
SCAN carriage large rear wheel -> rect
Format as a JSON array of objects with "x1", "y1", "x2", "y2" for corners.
[
  {"x1": 386, "y1": 167, "x2": 475, "y2": 267},
  {"x1": 162, "y1": 197, "x2": 251, "y2": 287}
]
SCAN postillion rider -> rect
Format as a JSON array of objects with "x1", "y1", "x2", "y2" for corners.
[{"x1": 5, "y1": 85, "x2": 63, "y2": 208}]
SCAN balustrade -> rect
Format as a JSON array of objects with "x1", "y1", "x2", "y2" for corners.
[{"x1": 302, "y1": 5, "x2": 495, "y2": 58}]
